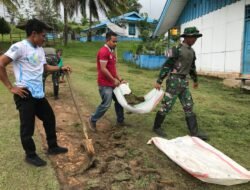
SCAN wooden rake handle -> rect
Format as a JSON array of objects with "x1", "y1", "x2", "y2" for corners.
[{"x1": 65, "y1": 74, "x2": 89, "y2": 139}]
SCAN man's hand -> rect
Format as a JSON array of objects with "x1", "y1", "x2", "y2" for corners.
[
  {"x1": 61, "y1": 65, "x2": 72, "y2": 73},
  {"x1": 10, "y1": 87, "x2": 29, "y2": 98},
  {"x1": 154, "y1": 82, "x2": 161, "y2": 90},
  {"x1": 113, "y1": 78, "x2": 121, "y2": 87},
  {"x1": 120, "y1": 79, "x2": 127, "y2": 84},
  {"x1": 193, "y1": 82, "x2": 198, "y2": 89}
]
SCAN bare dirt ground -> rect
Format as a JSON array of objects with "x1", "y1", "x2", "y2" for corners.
[{"x1": 37, "y1": 79, "x2": 175, "y2": 190}]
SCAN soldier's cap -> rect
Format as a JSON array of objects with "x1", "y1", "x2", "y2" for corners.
[
  {"x1": 180, "y1": 27, "x2": 202, "y2": 38},
  {"x1": 16, "y1": 18, "x2": 53, "y2": 31}
]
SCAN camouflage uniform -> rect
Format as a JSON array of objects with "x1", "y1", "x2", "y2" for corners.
[
  {"x1": 157, "y1": 43, "x2": 197, "y2": 116},
  {"x1": 152, "y1": 27, "x2": 208, "y2": 140},
  {"x1": 43, "y1": 48, "x2": 60, "y2": 99}
]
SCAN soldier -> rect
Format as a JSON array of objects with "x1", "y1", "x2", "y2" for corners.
[
  {"x1": 43, "y1": 47, "x2": 60, "y2": 100},
  {"x1": 153, "y1": 27, "x2": 208, "y2": 141},
  {"x1": 57, "y1": 49, "x2": 65, "y2": 83}
]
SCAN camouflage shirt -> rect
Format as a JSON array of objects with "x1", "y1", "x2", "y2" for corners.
[{"x1": 157, "y1": 43, "x2": 198, "y2": 84}]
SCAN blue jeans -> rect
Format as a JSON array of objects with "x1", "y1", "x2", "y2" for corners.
[{"x1": 91, "y1": 86, "x2": 124, "y2": 123}]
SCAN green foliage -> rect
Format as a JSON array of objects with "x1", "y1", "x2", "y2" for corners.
[
  {"x1": 129, "y1": 18, "x2": 168, "y2": 56},
  {"x1": 81, "y1": 17, "x2": 89, "y2": 26},
  {"x1": 1, "y1": 0, "x2": 18, "y2": 12},
  {"x1": 107, "y1": 0, "x2": 142, "y2": 18},
  {"x1": 134, "y1": 34, "x2": 168, "y2": 56},
  {"x1": 35, "y1": 0, "x2": 62, "y2": 32},
  {"x1": 68, "y1": 22, "x2": 86, "y2": 32},
  {"x1": 137, "y1": 19, "x2": 155, "y2": 40},
  {"x1": 16, "y1": 0, "x2": 37, "y2": 19},
  {"x1": 0, "y1": 17, "x2": 11, "y2": 35}
]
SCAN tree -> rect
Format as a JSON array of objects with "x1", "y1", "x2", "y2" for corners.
[
  {"x1": 81, "y1": 17, "x2": 89, "y2": 26},
  {"x1": 0, "y1": 0, "x2": 18, "y2": 12},
  {"x1": 107, "y1": 0, "x2": 142, "y2": 18},
  {"x1": 9, "y1": 0, "x2": 36, "y2": 23},
  {"x1": 1, "y1": 0, "x2": 19, "y2": 24},
  {"x1": 77, "y1": 0, "x2": 126, "y2": 42},
  {"x1": 0, "y1": 17, "x2": 11, "y2": 41},
  {"x1": 53, "y1": 0, "x2": 78, "y2": 45},
  {"x1": 34, "y1": 0, "x2": 61, "y2": 32}
]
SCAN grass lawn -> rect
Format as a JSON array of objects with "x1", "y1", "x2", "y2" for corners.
[
  {"x1": 0, "y1": 83, "x2": 59, "y2": 189},
  {"x1": 60, "y1": 41, "x2": 250, "y2": 189},
  {"x1": 0, "y1": 41, "x2": 250, "y2": 189}
]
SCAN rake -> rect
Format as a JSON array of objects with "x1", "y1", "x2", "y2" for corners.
[{"x1": 65, "y1": 74, "x2": 95, "y2": 156}]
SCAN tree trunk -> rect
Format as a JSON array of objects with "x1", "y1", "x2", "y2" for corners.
[
  {"x1": 63, "y1": 6, "x2": 68, "y2": 46},
  {"x1": 87, "y1": 13, "x2": 92, "y2": 42}
]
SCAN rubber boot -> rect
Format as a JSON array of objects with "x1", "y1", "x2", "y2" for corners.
[
  {"x1": 186, "y1": 114, "x2": 208, "y2": 141},
  {"x1": 53, "y1": 85, "x2": 59, "y2": 100},
  {"x1": 52, "y1": 73, "x2": 59, "y2": 99},
  {"x1": 152, "y1": 111, "x2": 167, "y2": 137}
]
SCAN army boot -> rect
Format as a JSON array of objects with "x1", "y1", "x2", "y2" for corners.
[
  {"x1": 186, "y1": 114, "x2": 208, "y2": 141},
  {"x1": 53, "y1": 84, "x2": 59, "y2": 100},
  {"x1": 152, "y1": 111, "x2": 167, "y2": 137}
]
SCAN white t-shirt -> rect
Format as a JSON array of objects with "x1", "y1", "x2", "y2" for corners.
[{"x1": 5, "y1": 39, "x2": 46, "y2": 98}]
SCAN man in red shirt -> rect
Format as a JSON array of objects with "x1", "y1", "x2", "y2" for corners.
[{"x1": 89, "y1": 31, "x2": 125, "y2": 131}]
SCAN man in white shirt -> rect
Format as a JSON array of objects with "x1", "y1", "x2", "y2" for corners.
[{"x1": 0, "y1": 18, "x2": 71, "y2": 167}]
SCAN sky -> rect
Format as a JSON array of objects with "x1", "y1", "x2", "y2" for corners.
[
  {"x1": 138, "y1": 0, "x2": 167, "y2": 19},
  {"x1": 97, "y1": 0, "x2": 167, "y2": 21}
]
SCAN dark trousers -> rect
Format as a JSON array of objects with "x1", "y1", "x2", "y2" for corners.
[{"x1": 14, "y1": 91, "x2": 57, "y2": 156}]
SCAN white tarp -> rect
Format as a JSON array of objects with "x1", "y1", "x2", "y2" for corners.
[
  {"x1": 148, "y1": 136, "x2": 250, "y2": 186},
  {"x1": 113, "y1": 83, "x2": 164, "y2": 114},
  {"x1": 106, "y1": 22, "x2": 126, "y2": 36}
]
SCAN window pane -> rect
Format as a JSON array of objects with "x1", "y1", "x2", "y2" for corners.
[{"x1": 129, "y1": 23, "x2": 136, "y2": 36}]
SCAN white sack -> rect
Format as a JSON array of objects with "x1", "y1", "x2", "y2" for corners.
[
  {"x1": 148, "y1": 136, "x2": 250, "y2": 186},
  {"x1": 113, "y1": 83, "x2": 164, "y2": 114}
]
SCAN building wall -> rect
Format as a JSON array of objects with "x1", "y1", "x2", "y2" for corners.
[{"x1": 181, "y1": 0, "x2": 248, "y2": 77}]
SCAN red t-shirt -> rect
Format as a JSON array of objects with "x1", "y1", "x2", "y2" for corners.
[{"x1": 97, "y1": 45, "x2": 117, "y2": 87}]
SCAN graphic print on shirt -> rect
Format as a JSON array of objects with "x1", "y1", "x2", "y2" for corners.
[
  {"x1": 27, "y1": 53, "x2": 40, "y2": 65},
  {"x1": 10, "y1": 46, "x2": 19, "y2": 52}
]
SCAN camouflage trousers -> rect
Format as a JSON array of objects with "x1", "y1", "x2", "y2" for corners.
[
  {"x1": 43, "y1": 71, "x2": 60, "y2": 98},
  {"x1": 159, "y1": 74, "x2": 195, "y2": 117}
]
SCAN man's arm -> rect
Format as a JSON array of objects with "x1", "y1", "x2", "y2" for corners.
[
  {"x1": 189, "y1": 53, "x2": 198, "y2": 88},
  {"x1": 44, "y1": 64, "x2": 71, "y2": 73},
  {"x1": 115, "y1": 71, "x2": 122, "y2": 82},
  {"x1": 0, "y1": 55, "x2": 28, "y2": 97},
  {"x1": 154, "y1": 58, "x2": 174, "y2": 89},
  {"x1": 100, "y1": 60, "x2": 120, "y2": 86}
]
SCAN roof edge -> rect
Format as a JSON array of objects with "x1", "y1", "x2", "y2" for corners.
[{"x1": 153, "y1": 0, "x2": 172, "y2": 37}]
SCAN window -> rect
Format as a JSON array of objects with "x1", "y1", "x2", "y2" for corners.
[
  {"x1": 129, "y1": 23, "x2": 136, "y2": 36},
  {"x1": 246, "y1": 5, "x2": 250, "y2": 19}
]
